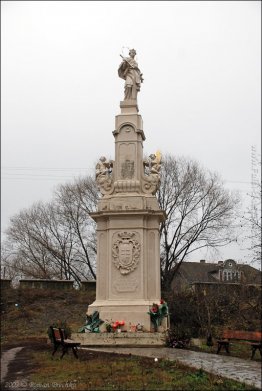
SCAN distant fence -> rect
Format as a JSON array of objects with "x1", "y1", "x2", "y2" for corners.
[
  {"x1": 1, "y1": 278, "x2": 97, "y2": 291},
  {"x1": 19, "y1": 279, "x2": 75, "y2": 290}
]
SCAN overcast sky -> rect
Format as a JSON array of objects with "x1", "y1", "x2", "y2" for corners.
[{"x1": 1, "y1": 1, "x2": 261, "y2": 265}]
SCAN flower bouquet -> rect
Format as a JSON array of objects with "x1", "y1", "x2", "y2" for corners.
[
  {"x1": 112, "y1": 320, "x2": 125, "y2": 333},
  {"x1": 78, "y1": 311, "x2": 104, "y2": 333},
  {"x1": 148, "y1": 299, "x2": 169, "y2": 332}
]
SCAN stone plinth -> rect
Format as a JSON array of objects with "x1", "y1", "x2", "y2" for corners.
[
  {"x1": 71, "y1": 332, "x2": 166, "y2": 347},
  {"x1": 88, "y1": 207, "x2": 165, "y2": 331}
]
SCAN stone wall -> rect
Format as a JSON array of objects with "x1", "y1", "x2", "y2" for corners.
[
  {"x1": 80, "y1": 280, "x2": 96, "y2": 295},
  {"x1": 19, "y1": 279, "x2": 74, "y2": 290},
  {"x1": 0, "y1": 279, "x2": 12, "y2": 290}
]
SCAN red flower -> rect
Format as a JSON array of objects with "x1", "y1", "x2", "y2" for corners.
[
  {"x1": 151, "y1": 304, "x2": 159, "y2": 313},
  {"x1": 160, "y1": 299, "x2": 165, "y2": 304},
  {"x1": 112, "y1": 320, "x2": 125, "y2": 329}
]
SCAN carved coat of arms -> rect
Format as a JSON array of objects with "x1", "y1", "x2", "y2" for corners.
[{"x1": 112, "y1": 232, "x2": 140, "y2": 275}]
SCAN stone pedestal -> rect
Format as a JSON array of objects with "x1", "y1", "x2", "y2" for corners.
[{"x1": 88, "y1": 100, "x2": 166, "y2": 333}]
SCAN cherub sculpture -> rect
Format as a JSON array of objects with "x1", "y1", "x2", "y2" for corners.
[
  {"x1": 95, "y1": 156, "x2": 114, "y2": 194},
  {"x1": 143, "y1": 151, "x2": 162, "y2": 194}
]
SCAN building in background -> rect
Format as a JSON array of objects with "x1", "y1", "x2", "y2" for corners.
[{"x1": 171, "y1": 259, "x2": 261, "y2": 294}]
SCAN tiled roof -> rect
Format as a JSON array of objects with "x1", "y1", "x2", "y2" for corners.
[
  {"x1": 176, "y1": 261, "x2": 261, "y2": 284},
  {"x1": 238, "y1": 264, "x2": 262, "y2": 284},
  {"x1": 177, "y1": 262, "x2": 219, "y2": 283}
]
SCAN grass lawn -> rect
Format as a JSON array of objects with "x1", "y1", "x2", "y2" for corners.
[{"x1": 22, "y1": 344, "x2": 251, "y2": 391}]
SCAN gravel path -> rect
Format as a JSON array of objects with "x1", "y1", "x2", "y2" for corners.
[{"x1": 1, "y1": 347, "x2": 24, "y2": 384}]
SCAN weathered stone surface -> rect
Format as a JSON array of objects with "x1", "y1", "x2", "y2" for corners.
[{"x1": 71, "y1": 332, "x2": 166, "y2": 347}]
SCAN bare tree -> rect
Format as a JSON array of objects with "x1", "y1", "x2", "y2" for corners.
[
  {"x1": 54, "y1": 175, "x2": 98, "y2": 280},
  {"x1": 3, "y1": 204, "x2": 60, "y2": 280},
  {"x1": 2, "y1": 176, "x2": 98, "y2": 284},
  {"x1": 242, "y1": 175, "x2": 261, "y2": 263},
  {"x1": 158, "y1": 155, "x2": 240, "y2": 290}
]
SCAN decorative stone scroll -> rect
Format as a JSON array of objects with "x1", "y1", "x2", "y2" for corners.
[
  {"x1": 141, "y1": 152, "x2": 162, "y2": 195},
  {"x1": 95, "y1": 156, "x2": 114, "y2": 195},
  {"x1": 112, "y1": 232, "x2": 140, "y2": 275}
]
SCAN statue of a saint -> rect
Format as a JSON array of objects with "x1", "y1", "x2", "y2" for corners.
[{"x1": 118, "y1": 49, "x2": 143, "y2": 101}]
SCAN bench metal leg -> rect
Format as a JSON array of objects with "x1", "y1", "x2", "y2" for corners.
[
  {"x1": 72, "y1": 347, "x2": 78, "y2": 359},
  {"x1": 251, "y1": 346, "x2": 262, "y2": 360},
  {"x1": 60, "y1": 346, "x2": 68, "y2": 359},
  {"x1": 60, "y1": 345, "x2": 79, "y2": 359},
  {"x1": 217, "y1": 342, "x2": 229, "y2": 354},
  {"x1": 52, "y1": 343, "x2": 59, "y2": 356}
]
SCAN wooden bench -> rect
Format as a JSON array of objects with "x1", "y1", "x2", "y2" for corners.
[
  {"x1": 217, "y1": 330, "x2": 262, "y2": 359},
  {"x1": 50, "y1": 326, "x2": 81, "y2": 359}
]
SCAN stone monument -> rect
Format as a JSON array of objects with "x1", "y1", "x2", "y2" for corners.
[{"x1": 87, "y1": 49, "x2": 166, "y2": 333}]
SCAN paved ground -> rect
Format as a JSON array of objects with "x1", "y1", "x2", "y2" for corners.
[
  {"x1": 1, "y1": 344, "x2": 261, "y2": 390},
  {"x1": 84, "y1": 346, "x2": 262, "y2": 390},
  {"x1": 1, "y1": 347, "x2": 24, "y2": 384},
  {"x1": 1, "y1": 346, "x2": 32, "y2": 391}
]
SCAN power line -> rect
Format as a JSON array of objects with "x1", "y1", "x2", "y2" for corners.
[
  {"x1": 1, "y1": 173, "x2": 80, "y2": 177},
  {"x1": 1, "y1": 167, "x2": 256, "y2": 186},
  {"x1": 2, "y1": 167, "x2": 92, "y2": 171},
  {"x1": 2, "y1": 177, "x2": 76, "y2": 180},
  {"x1": 2, "y1": 171, "x2": 252, "y2": 184}
]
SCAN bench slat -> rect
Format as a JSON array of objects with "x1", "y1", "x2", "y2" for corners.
[{"x1": 222, "y1": 330, "x2": 262, "y2": 341}]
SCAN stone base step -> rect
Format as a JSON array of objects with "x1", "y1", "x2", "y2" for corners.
[{"x1": 71, "y1": 332, "x2": 166, "y2": 347}]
